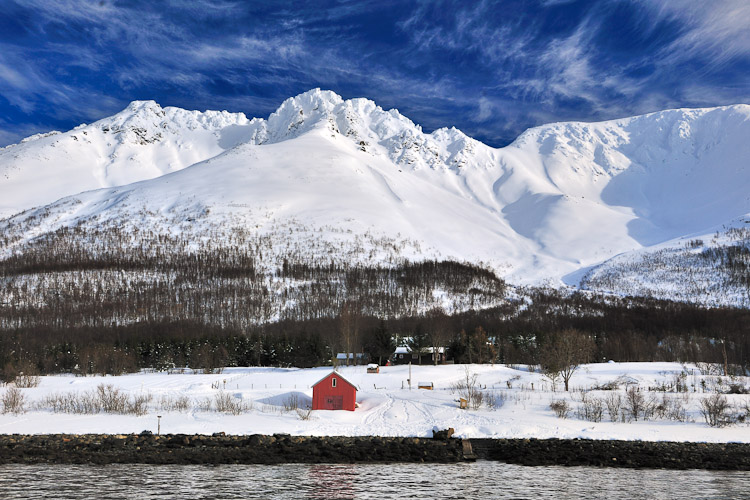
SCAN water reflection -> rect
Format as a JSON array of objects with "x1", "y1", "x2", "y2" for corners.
[
  {"x1": 0, "y1": 462, "x2": 748, "y2": 499},
  {"x1": 305, "y1": 465, "x2": 357, "y2": 500}
]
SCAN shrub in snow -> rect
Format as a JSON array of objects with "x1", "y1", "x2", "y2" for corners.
[
  {"x1": 126, "y1": 393, "x2": 153, "y2": 416},
  {"x1": 37, "y1": 385, "x2": 153, "y2": 415},
  {"x1": 605, "y1": 393, "x2": 623, "y2": 422},
  {"x1": 725, "y1": 383, "x2": 749, "y2": 395},
  {"x1": 484, "y1": 390, "x2": 504, "y2": 410},
  {"x1": 700, "y1": 393, "x2": 732, "y2": 427},
  {"x1": 214, "y1": 391, "x2": 247, "y2": 415},
  {"x1": 549, "y1": 399, "x2": 571, "y2": 419},
  {"x1": 158, "y1": 394, "x2": 190, "y2": 412},
  {"x1": 575, "y1": 392, "x2": 604, "y2": 422},
  {"x1": 1, "y1": 387, "x2": 25, "y2": 414},
  {"x1": 652, "y1": 393, "x2": 689, "y2": 422},
  {"x1": 283, "y1": 393, "x2": 300, "y2": 411},
  {"x1": 624, "y1": 387, "x2": 654, "y2": 421},
  {"x1": 196, "y1": 397, "x2": 213, "y2": 412},
  {"x1": 450, "y1": 367, "x2": 482, "y2": 409},
  {"x1": 96, "y1": 384, "x2": 128, "y2": 413},
  {"x1": 296, "y1": 407, "x2": 313, "y2": 420},
  {"x1": 13, "y1": 374, "x2": 41, "y2": 389}
]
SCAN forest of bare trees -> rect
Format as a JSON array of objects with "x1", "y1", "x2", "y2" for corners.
[{"x1": 1, "y1": 221, "x2": 749, "y2": 381}]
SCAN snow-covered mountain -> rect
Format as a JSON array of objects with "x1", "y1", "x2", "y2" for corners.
[
  {"x1": 1, "y1": 89, "x2": 749, "y2": 303},
  {"x1": 0, "y1": 100, "x2": 258, "y2": 218}
]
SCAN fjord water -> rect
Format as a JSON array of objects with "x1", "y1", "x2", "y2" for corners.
[{"x1": 1, "y1": 462, "x2": 748, "y2": 499}]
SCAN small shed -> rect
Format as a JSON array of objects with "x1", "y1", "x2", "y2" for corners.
[
  {"x1": 367, "y1": 364, "x2": 380, "y2": 374},
  {"x1": 312, "y1": 371, "x2": 358, "y2": 411}
]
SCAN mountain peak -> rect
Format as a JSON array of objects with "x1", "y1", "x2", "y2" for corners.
[
  {"x1": 256, "y1": 89, "x2": 490, "y2": 172},
  {"x1": 263, "y1": 89, "x2": 344, "y2": 141},
  {"x1": 280, "y1": 88, "x2": 345, "y2": 110},
  {"x1": 125, "y1": 99, "x2": 163, "y2": 113}
]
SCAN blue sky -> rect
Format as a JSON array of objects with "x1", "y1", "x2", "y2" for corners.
[{"x1": 1, "y1": 0, "x2": 749, "y2": 147}]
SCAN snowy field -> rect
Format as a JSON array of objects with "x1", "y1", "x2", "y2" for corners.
[{"x1": 1, "y1": 362, "x2": 748, "y2": 443}]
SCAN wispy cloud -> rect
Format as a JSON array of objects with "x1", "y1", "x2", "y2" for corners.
[
  {"x1": 0, "y1": 0, "x2": 747, "y2": 148},
  {"x1": 644, "y1": 0, "x2": 750, "y2": 65}
]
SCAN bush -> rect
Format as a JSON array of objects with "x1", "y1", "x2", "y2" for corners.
[
  {"x1": 96, "y1": 384, "x2": 128, "y2": 413},
  {"x1": 605, "y1": 393, "x2": 623, "y2": 422},
  {"x1": 196, "y1": 397, "x2": 213, "y2": 412},
  {"x1": 726, "y1": 383, "x2": 749, "y2": 395},
  {"x1": 740, "y1": 399, "x2": 750, "y2": 424},
  {"x1": 14, "y1": 374, "x2": 41, "y2": 388},
  {"x1": 550, "y1": 399, "x2": 571, "y2": 419},
  {"x1": 214, "y1": 391, "x2": 247, "y2": 415},
  {"x1": 469, "y1": 390, "x2": 484, "y2": 410},
  {"x1": 126, "y1": 393, "x2": 153, "y2": 416},
  {"x1": 39, "y1": 386, "x2": 152, "y2": 415},
  {"x1": 39, "y1": 392, "x2": 86, "y2": 413},
  {"x1": 158, "y1": 394, "x2": 190, "y2": 412},
  {"x1": 283, "y1": 393, "x2": 300, "y2": 412},
  {"x1": 576, "y1": 392, "x2": 604, "y2": 422},
  {"x1": 1, "y1": 387, "x2": 25, "y2": 414},
  {"x1": 296, "y1": 407, "x2": 313, "y2": 420},
  {"x1": 484, "y1": 391, "x2": 504, "y2": 410},
  {"x1": 653, "y1": 394, "x2": 688, "y2": 422},
  {"x1": 450, "y1": 367, "x2": 481, "y2": 407},
  {"x1": 624, "y1": 387, "x2": 653, "y2": 421},
  {"x1": 700, "y1": 393, "x2": 732, "y2": 427}
]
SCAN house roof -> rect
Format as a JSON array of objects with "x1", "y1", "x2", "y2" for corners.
[
  {"x1": 395, "y1": 346, "x2": 445, "y2": 354},
  {"x1": 335, "y1": 352, "x2": 365, "y2": 359},
  {"x1": 311, "y1": 370, "x2": 358, "y2": 390}
]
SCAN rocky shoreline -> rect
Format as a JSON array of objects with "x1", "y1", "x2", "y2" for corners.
[
  {"x1": 469, "y1": 438, "x2": 750, "y2": 470},
  {"x1": 0, "y1": 434, "x2": 748, "y2": 469}
]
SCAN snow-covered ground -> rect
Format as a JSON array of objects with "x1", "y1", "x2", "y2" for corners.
[{"x1": 1, "y1": 362, "x2": 748, "y2": 443}]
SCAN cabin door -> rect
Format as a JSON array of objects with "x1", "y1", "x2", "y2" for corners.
[{"x1": 325, "y1": 396, "x2": 343, "y2": 410}]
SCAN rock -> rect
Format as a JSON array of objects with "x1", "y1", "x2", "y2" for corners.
[{"x1": 432, "y1": 428, "x2": 455, "y2": 440}]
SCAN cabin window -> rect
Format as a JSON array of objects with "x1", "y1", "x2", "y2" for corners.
[{"x1": 332, "y1": 378, "x2": 337, "y2": 388}]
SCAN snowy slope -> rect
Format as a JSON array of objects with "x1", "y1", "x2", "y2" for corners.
[
  {"x1": 580, "y1": 219, "x2": 750, "y2": 307},
  {"x1": 1, "y1": 89, "x2": 749, "y2": 290},
  {"x1": 0, "y1": 100, "x2": 259, "y2": 219}
]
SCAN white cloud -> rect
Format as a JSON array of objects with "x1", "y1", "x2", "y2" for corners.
[
  {"x1": 477, "y1": 96, "x2": 494, "y2": 121},
  {"x1": 642, "y1": 0, "x2": 750, "y2": 65}
]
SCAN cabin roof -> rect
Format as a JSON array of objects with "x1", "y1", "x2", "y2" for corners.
[
  {"x1": 394, "y1": 346, "x2": 445, "y2": 354},
  {"x1": 311, "y1": 370, "x2": 358, "y2": 390}
]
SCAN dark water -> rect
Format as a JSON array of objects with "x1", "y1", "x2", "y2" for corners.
[{"x1": 1, "y1": 462, "x2": 748, "y2": 499}]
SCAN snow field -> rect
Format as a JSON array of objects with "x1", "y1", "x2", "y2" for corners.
[{"x1": 1, "y1": 362, "x2": 748, "y2": 443}]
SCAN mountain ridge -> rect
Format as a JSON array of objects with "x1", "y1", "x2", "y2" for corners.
[{"x1": 1, "y1": 90, "x2": 749, "y2": 304}]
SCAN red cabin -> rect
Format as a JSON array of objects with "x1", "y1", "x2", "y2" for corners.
[{"x1": 312, "y1": 371, "x2": 357, "y2": 411}]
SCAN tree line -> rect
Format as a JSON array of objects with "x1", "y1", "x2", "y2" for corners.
[
  {"x1": 2, "y1": 289, "x2": 749, "y2": 381},
  {"x1": 1, "y1": 222, "x2": 749, "y2": 381}
]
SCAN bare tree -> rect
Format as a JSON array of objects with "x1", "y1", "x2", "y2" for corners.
[
  {"x1": 405, "y1": 323, "x2": 431, "y2": 365},
  {"x1": 338, "y1": 300, "x2": 361, "y2": 366},
  {"x1": 540, "y1": 329, "x2": 595, "y2": 391},
  {"x1": 426, "y1": 308, "x2": 451, "y2": 365},
  {"x1": 450, "y1": 366, "x2": 482, "y2": 409}
]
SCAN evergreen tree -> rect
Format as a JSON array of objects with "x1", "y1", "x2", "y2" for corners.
[
  {"x1": 365, "y1": 320, "x2": 396, "y2": 365},
  {"x1": 406, "y1": 323, "x2": 429, "y2": 364}
]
